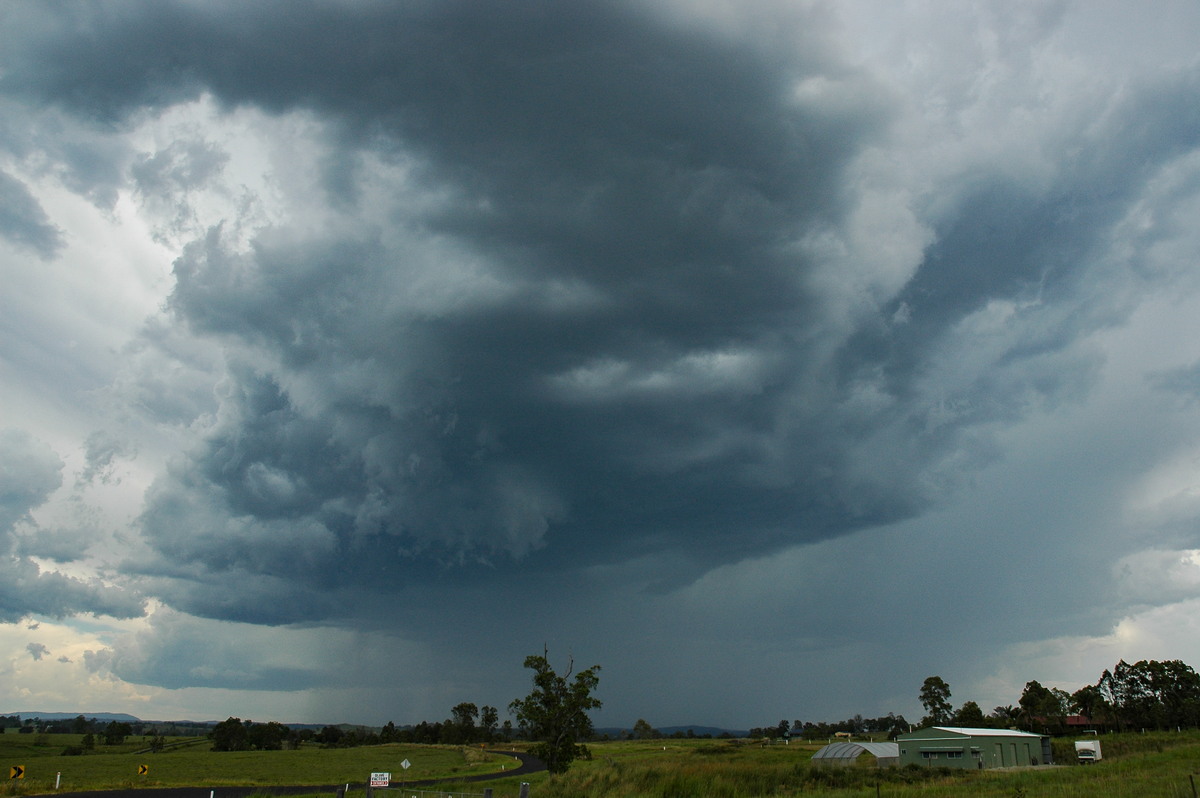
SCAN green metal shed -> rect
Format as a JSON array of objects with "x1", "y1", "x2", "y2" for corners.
[{"x1": 896, "y1": 727, "x2": 1053, "y2": 769}]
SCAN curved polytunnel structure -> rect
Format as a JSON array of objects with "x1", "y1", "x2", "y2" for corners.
[{"x1": 810, "y1": 741, "x2": 900, "y2": 767}]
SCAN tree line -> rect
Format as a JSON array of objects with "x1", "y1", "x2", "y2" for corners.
[
  {"x1": 209, "y1": 703, "x2": 509, "y2": 751},
  {"x1": 2, "y1": 714, "x2": 211, "y2": 739},
  {"x1": 212, "y1": 648, "x2": 602, "y2": 775},
  {"x1": 917, "y1": 658, "x2": 1200, "y2": 734},
  {"x1": 0, "y1": 715, "x2": 139, "y2": 746},
  {"x1": 747, "y1": 714, "x2": 912, "y2": 741}
]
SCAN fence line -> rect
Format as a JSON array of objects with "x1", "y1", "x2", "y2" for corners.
[
  {"x1": 361, "y1": 778, "x2": 530, "y2": 798},
  {"x1": 370, "y1": 785, "x2": 530, "y2": 798}
]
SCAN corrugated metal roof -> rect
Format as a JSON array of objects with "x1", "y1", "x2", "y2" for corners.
[
  {"x1": 932, "y1": 727, "x2": 1043, "y2": 738},
  {"x1": 811, "y1": 741, "x2": 900, "y2": 761}
]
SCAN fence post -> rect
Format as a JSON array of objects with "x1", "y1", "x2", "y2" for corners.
[
  {"x1": 519, "y1": 783, "x2": 530, "y2": 798},
  {"x1": 336, "y1": 786, "x2": 345, "y2": 798},
  {"x1": 484, "y1": 790, "x2": 493, "y2": 798},
  {"x1": 366, "y1": 786, "x2": 373, "y2": 798}
]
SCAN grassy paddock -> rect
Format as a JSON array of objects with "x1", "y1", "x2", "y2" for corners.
[
  {"x1": 522, "y1": 734, "x2": 1200, "y2": 798},
  {"x1": 0, "y1": 737, "x2": 513, "y2": 795},
  {"x1": 5, "y1": 733, "x2": 1200, "y2": 797}
]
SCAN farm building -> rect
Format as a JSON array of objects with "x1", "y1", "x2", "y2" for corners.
[
  {"x1": 896, "y1": 727, "x2": 1053, "y2": 769},
  {"x1": 811, "y1": 741, "x2": 900, "y2": 767}
]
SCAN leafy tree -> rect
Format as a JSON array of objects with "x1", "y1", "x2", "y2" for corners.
[
  {"x1": 315, "y1": 725, "x2": 344, "y2": 746},
  {"x1": 990, "y1": 705, "x2": 1019, "y2": 726},
  {"x1": 509, "y1": 647, "x2": 602, "y2": 774},
  {"x1": 211, "y1": 717, "x2": 250, "y2": 751},
  {"x1": 480, "y1": 706, "x2": 499, "y2": 742},
  {"x1": 882, "y1": 713, "x2": 909, "y2": 739},
  {"x1": 103, "y1": 720, "x2": 133, "y2": 745},
  {"x1": 919, "y1": 676, "x2": 953, "y2": 726},
  {"x1": 1019, "y1": 680, "x2": 1068, "y2": 732},
  {"x1": 1070, "y1": 685, "x2": 1105, "y2": 724},
  {"x1": 952, "y1": 700, "x2": 986, "y2": 727},
  {"x1": 247, "y1": 721, "x2": 288, "y2": 750},
  {"x1": 409, "y1": 720, "x2": 441, "y2": 744},
  {"x1": 1097, "y1": 658, "x2": 1200, "y2": 730},
  {"x1": 632, "y1": 718, "x2": 657, "y2": 739},
  {"x1": 449, "y1": 702, "x2": 479, "y2": 743}
]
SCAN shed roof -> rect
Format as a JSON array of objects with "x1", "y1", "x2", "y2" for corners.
[
  {"x1": 902, "y1": 726, "x2": 1043, "y2": 739},
  {"x1": 811, "y1": 741, "x2": 900, "y2": 761},
  {"x1": 934, "y1": 727, "x2": 1043, "y2": 738}
]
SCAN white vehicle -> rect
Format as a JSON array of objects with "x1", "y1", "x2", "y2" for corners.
[{"x1": 1074, "y1": 740, "x2": 1102, "y2": 764}]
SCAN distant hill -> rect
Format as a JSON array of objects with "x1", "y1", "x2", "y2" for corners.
[
  {"x1": 660, "y1": 725, "x2": 748, "y2": 738},
  {"x1": 596, "y1": 725, "x2": 748, "y2": 738},
  {"x1": 2, "y1": 712, "x2": 142, "y2": 723},
  {"x1": 1, "y1": 714, "x2": 363, "y2": 731}
]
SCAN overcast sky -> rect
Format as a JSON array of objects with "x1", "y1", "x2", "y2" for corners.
[{"x1": 3, "y1": 0, "x2": 1200, "y2": 730}]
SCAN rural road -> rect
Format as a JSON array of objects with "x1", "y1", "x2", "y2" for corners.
[{"x1": 42, "y1": 751, "x2": 545, "y2": 798}]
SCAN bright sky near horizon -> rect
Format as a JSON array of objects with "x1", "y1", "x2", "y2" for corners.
[{"x1": 3, "y1": 0, "x2": 1200, "y2": 729}]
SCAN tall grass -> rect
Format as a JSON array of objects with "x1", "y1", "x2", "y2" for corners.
[
  {"x1": 5, "y1": 732, "x2": 1200, "y2": 797},
  {"x1": 528, "y1": 734, "x2": 1200, "y2": 798}
]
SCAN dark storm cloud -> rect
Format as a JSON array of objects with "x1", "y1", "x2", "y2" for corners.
[
  {"x1": 0, "y1": 0, "x2": 900, "y2": 598},
  {"x1": 5, "y1": 0, "x2": 1200, "y2": 636},
  {"x1": 0, "y1": 169, "x2": 64, "y2": 259}
]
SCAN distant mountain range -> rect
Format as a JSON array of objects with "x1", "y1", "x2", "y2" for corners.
[
  {"x1": 2, "y1": 712, "x2": 142, "y2": 723},
  {"x1": 1, "y1": 712, "x2": 315, "y2": 728}
]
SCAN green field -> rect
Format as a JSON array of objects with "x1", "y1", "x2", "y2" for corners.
[
  {"x1": 4, "y1": 732, "x2": 1200, "y2": 797},
  {"x1": 0, "y1": 735, "x2": 514, "y2": 795},
  {"x1": 518, "y1": 734, "x2": 1200, "y2": 798}
]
